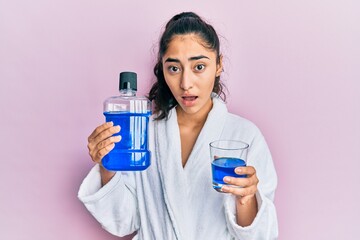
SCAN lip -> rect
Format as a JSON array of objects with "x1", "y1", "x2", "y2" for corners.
[{"x1": 181, "y1": 95, "x2": 198, "y2": 107}]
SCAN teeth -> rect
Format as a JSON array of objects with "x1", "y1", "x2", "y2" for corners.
[{"x1": 183, "y1": 96, "x2": 196, "y2": 100}]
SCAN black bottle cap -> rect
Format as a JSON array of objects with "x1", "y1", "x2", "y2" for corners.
[{"x1": 119, "y1": 72, "x2": 137, "y2": 91}]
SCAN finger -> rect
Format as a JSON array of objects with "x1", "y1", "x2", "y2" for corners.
[
  {"x1": 88, "y1": 122, "x2": 113, "y2": 142},
  {"x1": 96, "y1": 135, "x2": 121, "y2": 150},
  {"x1": 221, "y1": 184, "x2": 257, "y2": 198},
  {"x1": 89, "y1": 135, "x2": 121, "y2": 163},
  {"x1": 90, "y1": 125, "x2": 121, "y2": 148},
  {"x1": 223, "y1": 175, "x2": 259, "y2": 188},
  {"x1": 234, "y1": 166, "x2": 256, "y2": 176},
  {"x1": 93, "y1": 143, "x2": 116, "y2": 163},
  {"x1": 87, "y1": 125, "x2": 119, "y2": 152}
]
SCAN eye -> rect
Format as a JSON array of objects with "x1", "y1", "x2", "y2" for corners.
[
  {"x1": 168, "y1": 66, "x2": 180, "y2": 73},
  {"x1": 195, "y1": 64, "x2": 205, "y2": 72}
]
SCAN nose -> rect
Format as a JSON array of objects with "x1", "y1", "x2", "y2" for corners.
[{"x1": 180, "y1": 69, "x2": 193, "y2": 91}]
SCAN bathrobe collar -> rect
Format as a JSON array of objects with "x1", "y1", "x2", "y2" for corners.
[{"x1": 154, "y1": 95, "x2": 228, "y2": 239}]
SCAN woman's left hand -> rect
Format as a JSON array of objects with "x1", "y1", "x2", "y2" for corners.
[{"x1": 221, "y1": 166, "x2": 259, "y2": 205}]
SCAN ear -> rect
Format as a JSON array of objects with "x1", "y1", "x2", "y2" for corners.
[{"x1": 215, "y1": 55, "x2": 223, "y2": 77}]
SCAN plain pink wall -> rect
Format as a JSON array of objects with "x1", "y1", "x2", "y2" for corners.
[{"x1": 1, "y1": 0, "x2": 359, "y2": 239}]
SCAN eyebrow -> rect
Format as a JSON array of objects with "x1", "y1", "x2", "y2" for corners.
[{"x1": 164, "y1": 55, "x2": 210, "y2": 63}]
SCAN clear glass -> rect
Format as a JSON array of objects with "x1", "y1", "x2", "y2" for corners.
[{"x1": 209, "y1": 140, "x2": 249, "y2": 192}]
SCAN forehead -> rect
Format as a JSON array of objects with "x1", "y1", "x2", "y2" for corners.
[{"x1": 164, "y1": 34, "x2": 216, "y2": 58}]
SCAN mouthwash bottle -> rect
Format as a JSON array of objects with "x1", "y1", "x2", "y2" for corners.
[{"x1": 102, "y1": 72, "x2": 151, "y2": 171}]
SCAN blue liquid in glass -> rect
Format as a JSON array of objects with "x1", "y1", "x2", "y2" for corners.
[
  {"x1": 102, "y1": 111, "x2": 151, "y2": 171},
  {"x1": 211, "y1": 157, "x2": 247, "y2": 191}
]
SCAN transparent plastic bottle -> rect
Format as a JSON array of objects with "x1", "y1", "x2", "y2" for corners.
[{"x1": 102, "y1": 72, "x2": 151, "y2": 171}]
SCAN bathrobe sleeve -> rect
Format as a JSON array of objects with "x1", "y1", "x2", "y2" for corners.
[
  {"x1": 224, "y1": 132, "x2": 278, "y2": 240},
  {"x1": 78, "y1": 164, "x2": 140, "y2": 237}
]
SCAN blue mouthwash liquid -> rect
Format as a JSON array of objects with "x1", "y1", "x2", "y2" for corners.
[
  {"x1": 211, "y1": 157, "x2": 247, "y2": 191},
  {"x1": 102, "y1": 111, "x2": 151, "y2": 171}
]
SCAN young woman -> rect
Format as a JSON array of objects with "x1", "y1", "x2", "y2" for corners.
[{"x1": 79, "y1": 12, "x2": 278, "y2": 239}]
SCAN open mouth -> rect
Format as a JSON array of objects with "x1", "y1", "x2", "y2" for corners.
[
  {"x1": 182, "y1": 96, "x2": 198, "y2": 101},
  {"x1": 181, "y1": 95, "x2": 198, "y2": 107}
]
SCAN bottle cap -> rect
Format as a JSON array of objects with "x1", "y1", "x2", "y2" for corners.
[{"x1": 119, "y1": 72, "x2": 137, "y2": 91}]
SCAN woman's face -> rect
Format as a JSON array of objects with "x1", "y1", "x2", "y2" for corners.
[{"x1": 162, "y1": 34, "x2": 223, "y2": 117}]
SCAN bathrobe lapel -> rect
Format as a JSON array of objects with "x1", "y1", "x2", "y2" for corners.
[{"x1": 154, "y1": 97, "x2": 228, "y2": 240}]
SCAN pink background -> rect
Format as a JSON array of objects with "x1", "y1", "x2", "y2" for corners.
[{"x1": 1, "y1": 0, "x2": 359, "y2": 239}]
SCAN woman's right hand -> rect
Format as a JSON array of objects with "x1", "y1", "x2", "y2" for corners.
[{"x1": 87, "y1": 121, "x2": 121, "y2": 164}]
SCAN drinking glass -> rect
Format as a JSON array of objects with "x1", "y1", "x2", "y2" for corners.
[{"x1": 210, "y1": 140, "x2": 249, "y2": 192}]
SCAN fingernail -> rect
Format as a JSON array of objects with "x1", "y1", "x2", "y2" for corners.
[
  {"x1": 115, "y1": 125, "x2": 121, "y2": 131},
  {"x1": 115, "y1": 135, "x2": 121, "y2": 141},
  {"x1": 223, "y1": 177, "x2": 230, "y2": 183},
  {"x1": 222, "y1": 186, "x2": 230, "y2": 192},
  {"x1": 235, "y1": 168, "x2": 242, "y2": 174},
  {"x1": 108, "y1": 121, "x2": 113, "y2": 126}
]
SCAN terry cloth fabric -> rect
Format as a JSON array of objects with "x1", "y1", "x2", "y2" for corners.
[{"x1": 78, "y1": 96, "x2": 278, "y2": 240}]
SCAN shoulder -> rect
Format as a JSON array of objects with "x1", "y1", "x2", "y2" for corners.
[
  {"x1": 222, "y1": 112, "x2": 264, "y2": 142},
  {"x1": 226, "y1": 112, "x2": 261, "y2": 133},
  {"x1": 211, "y1": 96, "x2": 264, "y2": 139},
  {"x1": 226, "y1": 112, "x2": 257, "y2": 127}
]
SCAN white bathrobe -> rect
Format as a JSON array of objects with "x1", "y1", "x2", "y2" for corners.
[{"x1": 78, "y1": 97, "x2": 278, "y2": 240}]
